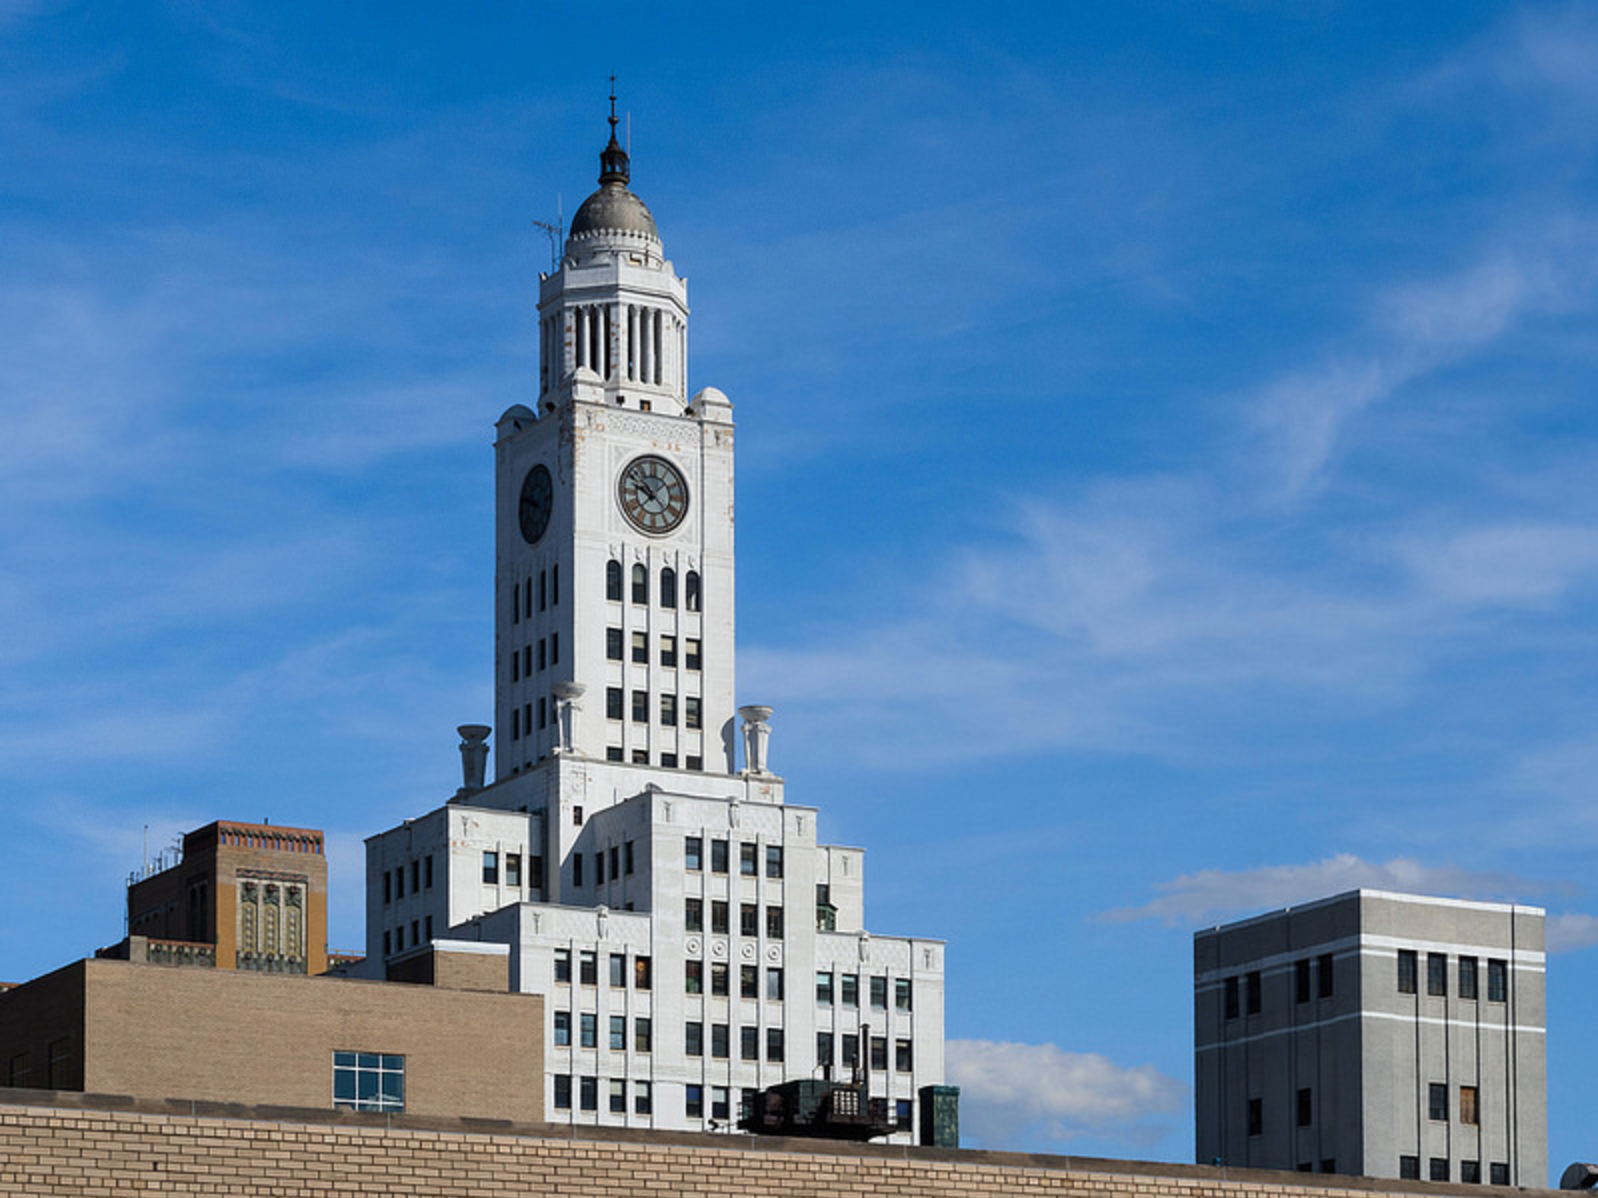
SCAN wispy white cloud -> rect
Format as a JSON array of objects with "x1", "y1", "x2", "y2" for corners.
[
  {"x1": 1099, "y1": 854, "x2": 1543, "y2": 929},
  {"x1": 1547, "y1": 913, "x2": 1598, "y2": 954},
  {"x1": 946, "y1": 1039, "x2": 1186, "y2": 1152}
]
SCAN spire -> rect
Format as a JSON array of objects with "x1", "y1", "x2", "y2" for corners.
[{"x1": 598, "y1": 75, "x2": 630, "y2": 186}]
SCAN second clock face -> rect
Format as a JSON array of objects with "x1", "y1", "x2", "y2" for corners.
[
  {"x1": 618, "y1": 455, "x2": 689, "y2": 534},
  {"x1": 519, "y1": 463, "x2": 553, "y2": 544}
]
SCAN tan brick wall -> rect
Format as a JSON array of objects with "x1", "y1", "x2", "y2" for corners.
[{"x1": 0, "y1": 1092, "x2": 1554, "y2": 1198}]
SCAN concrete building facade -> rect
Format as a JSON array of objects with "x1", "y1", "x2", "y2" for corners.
[
  {"x1": 361, "y1": 100, "x2": 947, "y2": 1140},
  {"x1": 1194, "y1": 890, "x2": 1546, "y2": 1185}
]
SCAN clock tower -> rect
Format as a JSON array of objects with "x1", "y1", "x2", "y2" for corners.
[{"x1": 493, "y1": 99, "x2": 737, "y2": 779}]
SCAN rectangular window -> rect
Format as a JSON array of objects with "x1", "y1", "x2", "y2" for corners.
[
  {"x1": 579, "y1": 1013, "x2": 597, "y2": 1048},
  {"x1": 608, "y1": 845, "x2": 619, "y2": 880},
  {"x1": 631, "y1": 690, "x2": 648, "y2": 723},
  {"x1": 606, "y1": 687, "x2": 623, "y2": 720},
  {"x1": 740, "y1": 903, "x2": 759, "y2": 937},
  {"x1": 609, "y1": 1079, "x2": 626, "y2": 1114},
  {"x1": 607, "y1": 627, "x2": 624, "y2": 660},
  {"x1": 1488, "y1": 958, "x2": 1508, "y2": 1002},
  {"x1": 766, "y1": 845, "x2": 784, "y2": 878},
  {"x1": 767, "y1": 906, "x2": 785, "y2": 940},
  {"x1": 572, "y1": 853, "x2": 584, "y2": 887},
  {"x1": 817, "y1": 971, "x2": 834, "y2": 1005},
  {"x1": 1460, "y1": 1085, "x2": 1479, "y2": 1125},
  {"x1": 842, "y1": 1033, "x2": 859, "y2": 1068},
  {"x1": 767, "y1": 967, "x2": 784, "y2": 1001},
  {"x1": 631, "y1": 631, "x2": 647, "y2": 663},
  {"x1": 551, "y1": 632, "x2": 559, "y2": 664},
  {"x1": 711, "y1": 962, "x2": 729, "y2": 997},
  {"x1": 767, "y1": 1028, "x2": 786, "y2": 1063},
  {"x1": 554, "y1": 948, "x2": 571, "y2": 983},
  {"x1": 530, "y1": 855, "x2": 544, "y2": 890},
  {"x1": 610, "y1": 953, "x2": 626, "y2": 987},
  {"x1": 332, "y1": 1051, "x2": 405, "y2": 1113},
  {"x1": 740, "y1": 842, "x2": 758, "y2": 876},
  {"x1": 383, "y1": 871, "x2": 391, "y2": 904},
  {"x1": 1428, "y1": 952, "x2": 1448, "y2": 997},
  {"x1": 685, "y1": 897, "x2": 703, "y2": 932},
  {"x1": 625, "y1": 841, "x2": 635, "y2": 874},
  {"x1": 870, "y1": 975, "x2": 888, "y2": 1009},
  {"x1": 660, "y1": 694, "x2": 677, "y2": 726},
  {"x1": 661, "y1": 752, "x2": 678, "y2": 768},
  {"x1": 635, "y1": 955, "x2": 651, "y2": 990},
  {"x1": 1430, "y1": 1159, "x2": 1450, "y2": 1183},
  {"x1": 580, "y1": 1075, "x2": 598, "y2": 1112},
  {"x1": 1460, "y1": 955, "x2": 1479, "y2": 1000},
  {"x1": 712, "y1": 900, "x2": 729, "y2": 935},
  {"x1": 554, "y1": 1011, "x2": 571, "y2": 1046},
  {"x1": 1245, "y1": 970, "x2": 1262, "y2": 1014},
  {"x1": 1400, "y1": 1157, "x2": 1420, "y2": 1180},
  {"x1": 740, "y1": 964, "x2": 758, "y2": 999},
  {"x1": 896, "y1": 978, "x2": 913, "y2": 1011},
  {"x1": 606, "y1": 745, "x2": 624, "y2": 761},
  {"x1": 869, "y1": 1036, "x2": 887, "y2": 1071},
  {"x1": 1462, "y1": 1160, "x2": 1481, "y2": 1185},
  {"x1": 1296, "y1": 959, "x2": 1311, "y2": 1003},
  {"x1": 817, "y1": 1031, "x2": 834, "y2": 1068},
  {"x1": 1297, "y1": 1087, "x2": 1312, "y2": 1127},
  {"x1": 595, "y1": 849, "x2": 605, "y2": 886},
  {"x1": 687, "y1": 755, "x2": 703, "y2": 771},
  {"x1": 579, "y1": 950, "x2": 597, "y2": 985},
  {"x1": 741, "y1": 1026, "x2": 760, "y2": 1061},
  {"x1": 686, "y1": 638, "x2": 702, "y2": 670},
  {"x1": 482, "y1": 851, "x2": 499, "y2": 884},
  {"x1": 1398, "y1": 949, "x2": 1418, "y2": 994},
  {"x1": 1491, "y1": 1163, "x2": 1510, "y2": 1186},
  {"x1": 409, "y1": 859, "x2": 419, "y2": 893},
  {"x1": 896, "y1": 1099, "x2": 913, "y2": 1132},
  {"x1": 425, "y1": 855, "x2": 433, "y2": 889},
  {"x1": 635, "y1": 1017, "x2": 652, "y2": 1052},
  {"x1": 685, "y1": 1022, "x2": 703, "y2": 1057},
  {"x1": 1429, "y1": 1082, "x2": 1448, "y2": 1121},
  {"x1": 685, "y1": 696, "x2": 702, "y2": 730},
  {"x1": 554, "y1": 1074, "x2": 572, "y2": 1109},
  {"x1": 1224, "y1": 976, "x2": 1240, "y2": 1019},
  {"x1": 711, "y1": 1085, "x2": 730, "y2": 1121},
  {"x1": 841, "y1": 973, "x2": 859, "y2": 1007},
  {"x1": 685, "y1": 1083, "x2": 704, "y2": 1118},
  {"x1": 896, "y1": 1039, "x2": 913, "y2": 1072},
  {"x1": 685, "y1": 836, "x2": 702, "y2": 870},
  {"x1": 538, "y1": 639, "x2": 547, "y2": 671},
  {"x1": 1318, "y1": 952, "x2": 1334, "y2": 998},
  {"x1": 711, "y1": 1023, "x2": 729, "y2": 1059},
  {"x1": 660, "y1": 634, "x2": 677, "y2": 667},
  {"x1": 1247, "y1": 1097, "x2": 1263, "y2": 1137},
  {"x1": 686, "y1": 960, "x2": 703, "y2": 994},
  {"x1": 506, "y1": 854, "x2": 522, "y2": 888},
  {"x1": 711, "y1": 839, "x2": 729, "y2": 873}
]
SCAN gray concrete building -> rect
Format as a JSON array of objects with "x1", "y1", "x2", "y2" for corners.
[{"x1": 1194, "y1": 890, "x2": 1545, "y2": 1185}]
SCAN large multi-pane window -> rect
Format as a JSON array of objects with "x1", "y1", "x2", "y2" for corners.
[{"x1": 332, "y1": 1051, "x2": 404, "y2": 1113}]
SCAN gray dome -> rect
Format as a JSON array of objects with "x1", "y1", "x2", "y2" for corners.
[{"x1": 569, "y1": 183, "x2": 659, "y2": 240}]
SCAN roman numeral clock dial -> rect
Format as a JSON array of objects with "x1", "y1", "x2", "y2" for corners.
[{"x1": 618, "y1": 455, "x2": 689, "y2": 534}]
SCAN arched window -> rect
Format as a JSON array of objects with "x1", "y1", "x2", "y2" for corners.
[
  {"x1": 660, "y1": 567, "x2": 677, "y2": 609},
  {"x1": 606, "y1": 560, "x2": 623, "y2": 602},
  {"x1": 632, "y1": 563, "x2": 649, "y2": 604},
  {"x1": 685, "y1": 570, "x2": 701, "y2": 612}
]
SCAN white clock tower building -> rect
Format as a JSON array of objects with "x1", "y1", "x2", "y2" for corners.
[{"x1": 362, "y1": 101, "x2": 949, "y2": 1141}]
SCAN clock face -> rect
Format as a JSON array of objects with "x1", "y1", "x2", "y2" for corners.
[
  {"x1": 618, "y1": 455, "x2": 689, "y2": 534},
  {"x1": 519, "y1": 464, "x2": 553, "y2": 544}
]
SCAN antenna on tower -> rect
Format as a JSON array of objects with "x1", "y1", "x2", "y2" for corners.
[{"x1": 533, "y1": 193, "x2": 563, "y2": 273}]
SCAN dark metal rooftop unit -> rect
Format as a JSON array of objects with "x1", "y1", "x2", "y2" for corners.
[{"x1": 739, "y1": 1078, "x2": 896, "y2": 1142}]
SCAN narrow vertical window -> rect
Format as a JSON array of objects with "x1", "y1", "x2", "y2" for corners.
[
  {"x1": 1427, "y1": 952, "x2": 1447, "y2": 997},
  {"x1": 539, "y1": 569, "x2": 547, "y2": 612},
  {"x1": 552, "y1": 562, "x2": 559, "y2": 606},
  {"x1": 606, "y1": 560, "x2": 623, "y2": 601},
  {"x1": 632, "y1": 563, "x2": 648, "y2": 604},
  {"x1": 1460, "y1": 1085, "x2": 1479, "y2": 1125},
  {"x1": 1429, "y1": 1082, "x2": 1448, "y2": 1121},
  {"x1": 1224, "y1": 976, "x2": 1239, "y2": 1019},
  {"x1": 1459, "y1": 955, "x2": 1479, "y2": 1000},
  {"x1": 1318, "y1": 953, "x2": 1334, "y2": 998},
  {"x1": 1295, "y1": 959, "x2": 1311, "y2": 1003},
  {"x1": 685, "y1": 570, "x2": 701, "y2": 612},
  {"x1": 661, "y1": 567, "x2": 677, "y2": 608},
  {"x1": 1488, "y1": 958, "x2": 1508, "y2": 1002},
  {"x1": 1398, "y1": 949, "x2": 1418, "y2": 994},
  {"x1": 1297, "y1": 1087, "x2": 1312, "y2": 1127},
  {"x1": 1245, "y1": 970, "x2": 1261, "y2": 1014}
]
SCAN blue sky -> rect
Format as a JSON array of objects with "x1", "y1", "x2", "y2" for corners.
[{"x1": 4, "y1": 0, "x2": 1598, "y2": 1172}]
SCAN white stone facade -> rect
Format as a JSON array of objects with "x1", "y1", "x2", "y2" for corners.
[{"x1": 363, "y1": 112, "x2": 945, "y2": 1140}]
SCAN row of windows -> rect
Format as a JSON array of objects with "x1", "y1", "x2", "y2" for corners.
[
  {"x1": 510, "y1": 634, "x2": 559, "y2": 682},
  {"x1": 685, "y1": 899, "x2": 786, "y2": 940},
  {"x1": 816, "y1": 972, "x2": 913, "y2": 1011},
  {"x1": 1223, "y1": 955, "x2": 1332, "y2": 1019},
  {"x1": 481, "y1": 850, "x2": 544, "y2": 890},
  {"x1": 554, "y1": 948, "x2": 653, "y2": 989},
  {"x1": 603, "y1": 747, "x2": 704, "y2": 770},
  {"x1": 608, "y1": 629, "x2": 703, "y2": 670},
  {"x1": 555, "y1": 1012, "x2": 653, "y2": 1051},
  {"x1": 684, "y1": 836, "x2": 781, "y2": 876},
  {"x1": 604, "y1": 688, "x2": 703, "y2": 728},
  {"x1": 511, "y1": 565, "x2": 560, "y2": 624},
  {"x1": 686, "y1": 1022, "x2": 788, "y2": 1062},
  {"x1": 1397, "y1": 950, "x2": 1507, "y2": 1001},
  {"x1": 381, "y1": 855, "x2": 435, "y2": 904},
  {"x1": 569, "y1": 841, "x2": 637, "y2": 888},
  {"x1": 6, "y1": 1040, "x2": 72, "y2": 1090},
  {"x1": 1246, "y1": 1082, "x2": 1482, "y2": 1141},
  {"x1": 383, "y1": 917, "x2": 434, "y2": 958},
  {"x1": 551, "y1": 1077, "x2": 916, "y2": 1129},
  {"x1": 685, "y1": 961, "x2": 786, "y2": 999},
  {"x1": 1399, "y1": 1157, "x2": 1509, "y2": 1185},
  {"x1": 607, "y1": 561, "x2": 701, "y2": 611}
]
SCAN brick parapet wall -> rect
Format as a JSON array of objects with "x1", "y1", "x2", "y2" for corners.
[{"x1": 0, "y1": 1090, "x2": 1556, "y2": 1198}]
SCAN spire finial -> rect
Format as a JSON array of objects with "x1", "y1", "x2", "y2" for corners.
[{"x1": 598, "y1": 75, "x2": 629, "y2": 186}]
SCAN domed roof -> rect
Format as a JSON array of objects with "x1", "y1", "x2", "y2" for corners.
[{"x1": 566, "y1": 91, "x2": 660, "y2": 243}]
